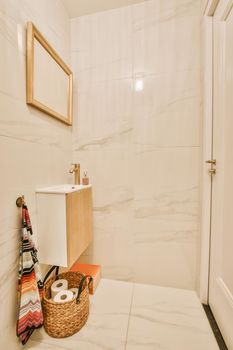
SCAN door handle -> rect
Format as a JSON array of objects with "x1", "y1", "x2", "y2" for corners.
[
  {"x1": 206, "y1": 159, "x2": 216, "y2": 175},
  {"x1": 205, "y1": 159, "x2": 216, "y2": 165}
]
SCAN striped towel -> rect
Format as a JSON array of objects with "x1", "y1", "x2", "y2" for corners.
[{"x1": 16, "y1": 204, "x2": 44, "y2": 344}]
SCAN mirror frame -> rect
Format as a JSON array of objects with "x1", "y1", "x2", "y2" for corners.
[{"x1": 26, "y1": 22, "x2": 73, "y2": 125}]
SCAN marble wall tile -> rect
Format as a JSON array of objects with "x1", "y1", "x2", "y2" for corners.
[
  {"x1": 0, "y1": 0, "x2": 70, "y2": 61},
  {"x1": 73, "y1": 147, "x2": 134, "y2": 281},
  {"x1": 72, "y1": 79, "x2": 133, "y2": 147},
  {"x1": 134, "y1": 148, "x2": 199, "y2": 197},
  {"x1": 201, "y1": 0, "x2": 208, "y2": 14},
  {"x1": 132, "y1": 146, "x2": 200, "y2": 288},
  {"x1": 71, "y1": 6, "x2": 132, "y2": 86},
  {"x1": 0, "y1": 1, "x2": 71, "y2": 350},
  {"x1": 0, "y1": 93, "x2": 71, "y2": 150},
  {"x1": 80, "y1": 208, "x2": 134, "y2": 281},
  {"x1": 133, "y1": 234, "x2": 198, "y2": 288},
  {"x1": 72, "y1": 0, "x2": 201, "y2": 290},
  {"x1": 132, "y1": 0, "x2": 200, "y2": 75},
  {"x1": 133, "y1": 71, "x2": 200, "y2": 148}
]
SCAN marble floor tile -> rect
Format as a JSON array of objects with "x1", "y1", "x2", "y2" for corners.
[
  {"x1": 26, "y1": 279, "x2": 133, "y2": 350},
  {"x1": 25, "y1": 280, "x2": 219, "y2": 350},
  {"x1": 126, "y1": 283, "x2": 219, "y2": 350},
  {"x1": 24, "y1": 341, "x2": 68, "y2": 350}
]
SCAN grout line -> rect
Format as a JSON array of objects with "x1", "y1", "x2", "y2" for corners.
[{"x1": 124, "y1": 282, "x2": 135, "y2": 350}]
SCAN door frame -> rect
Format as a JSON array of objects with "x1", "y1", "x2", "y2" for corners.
[
  {"x1": 199, "y1": 0, "x2": 220, "y2": 304},
  {"x1": 200, "y1": 0, "x2": 233, "y2": 304}
]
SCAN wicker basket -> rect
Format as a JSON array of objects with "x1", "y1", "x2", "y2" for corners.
[{"x1": 42, "y1": 267, "x2": 91, "y2": 338}]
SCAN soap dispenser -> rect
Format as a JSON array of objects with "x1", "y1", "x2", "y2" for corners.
[{"x1": 82, "y1": 171, "x2": 89, "y2": 185}]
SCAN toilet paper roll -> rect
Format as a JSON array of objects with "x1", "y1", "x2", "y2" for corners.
[
  {"x1": 51, "y1": 279, "x2": 68, "y2": 299},
  {"x1": 53, "y1": 290, "x2": 74, "y2": 303},
  {"x1": 69, "y1": 288, "x2": 79, "y2": 299}
]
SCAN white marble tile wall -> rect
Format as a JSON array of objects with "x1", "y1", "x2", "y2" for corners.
[
  {"x1": 201, "y1": 0, "x2": 208, "y2": 14},
  {"x1": 71, "y1": 0, "x2": 201, "y2": 289},
  {"x1": 0, "y1": 1, "x2": 71, "y2": 349}
]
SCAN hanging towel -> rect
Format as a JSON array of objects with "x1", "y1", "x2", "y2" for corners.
[{"x1": 16, "y1": 203, "x2": 44, "y2": 345}]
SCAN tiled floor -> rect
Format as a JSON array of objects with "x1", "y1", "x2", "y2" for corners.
[{"x1": 25, "y1": 279, "x2": 219, "y2": 350}]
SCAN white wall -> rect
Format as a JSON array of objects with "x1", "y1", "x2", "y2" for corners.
[
  {"x1": 201, "y1": 0, "x2": 209, "y2": 14},
  {"x1": 71, "y1": 0, "x2": 201, "y2": 289},
  {"x1": 0, "y1": 1, "x2": 71, "y2": 349}
]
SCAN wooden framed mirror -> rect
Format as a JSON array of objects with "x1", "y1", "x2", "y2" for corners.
[{"x1": 26, "y1": 22, "x2": 73, "y2": 125}]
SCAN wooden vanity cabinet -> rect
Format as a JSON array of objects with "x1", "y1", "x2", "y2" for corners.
[{"x1": 36, "y1": 186, "x2": 93, "y2": 267}]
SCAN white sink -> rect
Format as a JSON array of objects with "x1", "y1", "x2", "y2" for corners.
[{"x1": 36, "y1": 184, "x2": 91, "y2": 194}]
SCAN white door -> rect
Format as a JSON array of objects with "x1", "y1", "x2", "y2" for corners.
[{"x1": 209, "y1": 0, "x2": 233, "y2": 349}]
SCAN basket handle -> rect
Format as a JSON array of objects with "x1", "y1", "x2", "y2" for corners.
[
  {"x1": 76, "y1": 275, "x2": 93, "y2": 304},
  {"x1": 43, "y1": 265, "x2": 59, "y2": 284}
]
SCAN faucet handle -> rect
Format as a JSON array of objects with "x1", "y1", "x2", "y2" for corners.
[
  {"x1": 69, "y1": 164, "x2": 81, "y2": 185},
  {"x1": 69, "y1": 163, "x2": 80, "y2": 172},
  {"x1": 72, "y1": 163, "x2": 80, "y2": 169}
]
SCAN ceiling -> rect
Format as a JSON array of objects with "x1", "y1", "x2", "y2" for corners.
[{"x1": 62, "y1": 0, "x2": 148, "y2": 18}]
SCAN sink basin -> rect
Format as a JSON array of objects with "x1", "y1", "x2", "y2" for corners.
[{"x1": 36, "y1": 184, "x2": 91, "y2": 194}]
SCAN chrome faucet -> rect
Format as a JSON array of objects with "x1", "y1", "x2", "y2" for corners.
[{"x1": 69, "y1": 163, "x2": 80, "y2": 185}]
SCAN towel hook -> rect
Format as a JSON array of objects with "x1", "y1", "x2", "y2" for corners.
[{"x1": 16, "y1": 195, "x2": 25, "y2": 208}]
